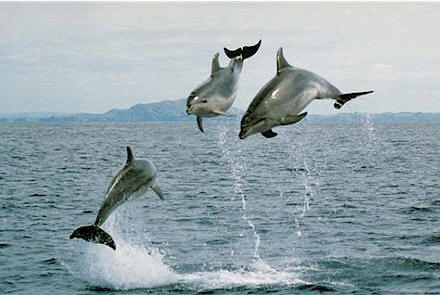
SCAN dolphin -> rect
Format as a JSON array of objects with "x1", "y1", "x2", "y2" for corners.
[
  {"x1": 239, "y1": 48, "x2": 373, "y2": 139},
  {"x1": 70, "y1": 146, "x2": 163, "y2": 250},
  {"x1": 186, "y1": 40, "x2": 262, "y2": 132}
]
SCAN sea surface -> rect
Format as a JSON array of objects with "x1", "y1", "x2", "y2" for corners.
[{"x1": 1, "y1": 120, "x2": 439, "y2": 294}]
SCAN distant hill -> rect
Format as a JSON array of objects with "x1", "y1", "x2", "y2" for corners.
[
  {"x1": 0, "y1": 99, "x2": 439, "y2": 123},
  {"x1": 0, "y1": 112, "x2": 68, "y2": 122},
  {"x1": 39, "y1": 98, "x2": 242, "y2": 122}
]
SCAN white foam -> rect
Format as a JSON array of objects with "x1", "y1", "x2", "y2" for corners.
[
  {"x1": 181, "y1": 265, "x2": 305, "y2": 290},
  {"x1": 65, "y1": 206, "x2": 179, "y2": 290}
]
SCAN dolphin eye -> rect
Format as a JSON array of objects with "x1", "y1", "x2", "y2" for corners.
[{"x1": 200, "y1": 100, "x2": 208, "y2": 103}]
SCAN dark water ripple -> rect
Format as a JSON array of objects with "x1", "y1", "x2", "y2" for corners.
[{"x1": 0, "y1": 121, "x2": 439, "y2": 294}]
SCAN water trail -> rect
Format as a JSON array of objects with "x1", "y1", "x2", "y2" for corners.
[
  {"x1": 362, "y1": 112, "x2": 378, "y2": 154},
  {"x1": 286, "y1": 123, "x2": 319, "y2": 237},
  {"x1": 218, "y1": 126, "x2": 263, "y2": 267},
  {"x1": 345, "y1": 105, "x2": 377, "y2": 153}
]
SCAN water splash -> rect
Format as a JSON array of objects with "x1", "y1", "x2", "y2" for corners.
[
  {"x1": 60, "y1": 127, "x2": 306, "y2": 291},
  {"x1": 63, "y1": 206, "x2": 178, "y2": 290},
  {"x1": 63, "y1": 202, "x2": 306, "y2": 291},
  {"x1": 78, "y1": 241, "x2": 177, "y2": 290}
]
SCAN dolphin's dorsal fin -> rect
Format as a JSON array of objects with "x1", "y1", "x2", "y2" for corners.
[
  {"x1": 277, "y1": 47, "x2": 292, "y2": 74},
  {"x1": 126, "y1": 146, "x2": 134, "y2": 164},
  {"x1": 211, "y1": 53, "x2": 221, "y2": 74}
]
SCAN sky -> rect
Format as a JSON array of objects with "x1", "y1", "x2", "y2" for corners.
[{"x1": 1, "y1": 2, "x2": 439, "y2": 114}]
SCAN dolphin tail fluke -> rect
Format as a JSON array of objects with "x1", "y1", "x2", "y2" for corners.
[
  {"x1": 334, "y1": 91, "x2": 374, "y2": 109},
  {"x1": 224, "y1": 40, "x2": 262, "y2": 60},
  {"x1": 69, "y1": 225, "x2": 116, "y2": 250}
]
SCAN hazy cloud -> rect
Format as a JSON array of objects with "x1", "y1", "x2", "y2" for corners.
[{"x1": 0, "y1": 2, "x2": 439, "y2": 114}]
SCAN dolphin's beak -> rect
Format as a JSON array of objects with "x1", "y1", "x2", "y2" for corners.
[
  {"x1": 239, "y1": 129, "x2": 247, "y2": 140},
  {"x1": 69, "y1": 230, "x2": 78, "y2": 239},
  {"x1": 186, "y1": 106, "x2": 192, "y2": 115}
]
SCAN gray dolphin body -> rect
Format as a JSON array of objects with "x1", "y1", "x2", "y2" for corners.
[
  {"x1": 70, "y1": 146, "x2": 163, "y2": 250},
  {"x1": 239, "y1": 48, "x2": 373, "y2": 139},
  {"x1": 186, "y1": 40, "x2": 261, "y2": 132}
]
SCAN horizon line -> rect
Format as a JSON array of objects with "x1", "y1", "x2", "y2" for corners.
[{"x1": 1, "y1": 98, "x2": 439, "y2": 116}]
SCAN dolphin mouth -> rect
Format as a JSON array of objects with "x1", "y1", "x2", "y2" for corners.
[
  {"x1": 187, "y1": 105, "x2": 204, "y2": 116},
  {"x1": 239, "y1": 130, "x2": 247, "y2": 139}
]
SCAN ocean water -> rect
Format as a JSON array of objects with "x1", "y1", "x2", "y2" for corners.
[{"x1": 0, "y1": 120, "x2": 439, "y2": 294}]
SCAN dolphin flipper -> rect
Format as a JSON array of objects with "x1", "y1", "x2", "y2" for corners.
[
  {"x1": 151, "y1": 182, "x2": 164, "y2": 200},
  {"x1": 197, "y1": 116, "x2": 204, "y2": 132},
  {"x1": 334, "y1": 91, "x2": 374, "y2": 109},
  {"x1": 224, "y1": 40, "x2": 262, "y2": 60},
  {"x1": 261, "y1": 129, "x2": 278, "y2": 138},
  {"x1": 280, "y1": 112, "x2": 308, "y2": 125}
]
